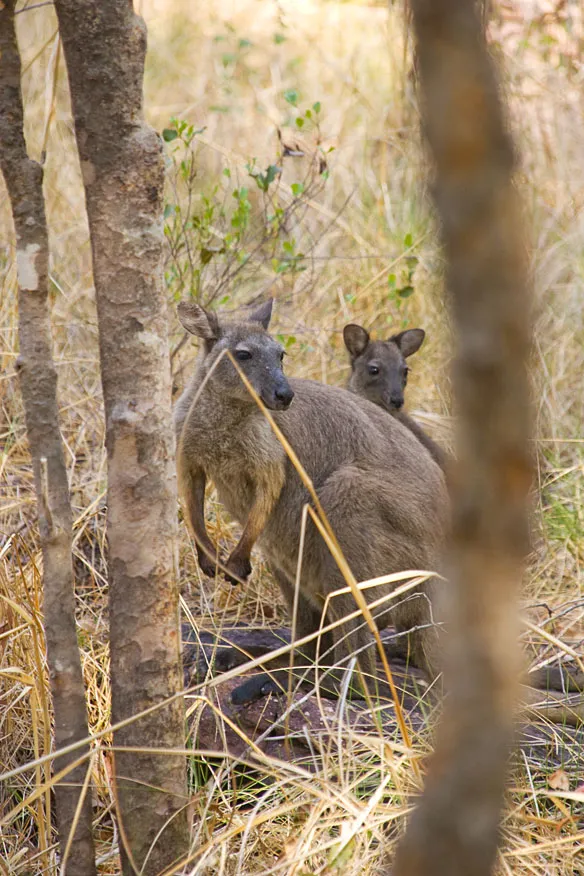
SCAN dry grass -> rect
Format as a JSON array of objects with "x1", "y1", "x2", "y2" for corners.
[{"x1": 1, "y1": 0, "x2": 583, "y2": 873}]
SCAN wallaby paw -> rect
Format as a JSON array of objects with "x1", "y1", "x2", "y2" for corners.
[
  {"x1": 197, "y1": 550, "x2": 221, "y2": 579},
  {"x1": 231, "y1": 673, "x2": 281, "y2": 705},
  {"x1": 224, "y1": 554, "x2": 252, "y2": 586}
]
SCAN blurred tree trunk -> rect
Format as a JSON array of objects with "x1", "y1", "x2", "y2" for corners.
[
  {"x1": 53, "y1": 2, "x2": 189, "y2": 872},
  {"x1": 0, "y1": 4, "x2": 96, "y2": 873},
  {"x1": 393, "y1": 1, "x2": 532, "y2": 876}
]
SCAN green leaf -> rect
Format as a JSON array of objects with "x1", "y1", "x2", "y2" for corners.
[
  {"x1": 313, "y1": 101, "x2": 321, "y2": 114},
  {"x1": 284, "y1": 88, "x2": 298, "y2": 106},
  {"x1": 295, "y1": 116, "x2": 304, "y2": 128},
  {"x1": 238, "y1": 38, "x2": 252, "y2": 49},
  {"x1": 404, "y1": 232, "x2": 413, "y2": 248},
  {"x1": 162, "y1": 128, "x2": 178, "y2": 142},
  {"x1": 200, "y1": 247, "x2": 224, "y2": 266},
  {"x1": 265, "y1": 164, "x2": 280, "y2": 184},
  {"x1": 253, "y1": 163, "x2": 281, "y2": 192},
  {"x1": 397, "y1": 285, "x2": 415, "y2": 298},
  {"x1": 276, "y1": 333, "x2": 297, "y2": 349},
  {"x1": 291, "y1": 182, "x2": 304, "y2": 197},
  {"x1": 274, "y1": 32, "x2": 286, "y2": 44}
]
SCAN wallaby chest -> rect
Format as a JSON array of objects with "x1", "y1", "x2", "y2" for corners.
[{"x1": 183, "y1": 393, "x2": 285, "y2": 520}]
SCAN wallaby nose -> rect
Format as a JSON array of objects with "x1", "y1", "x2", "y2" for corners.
[
  {"x1": 390, "y1": 394, "x2": 404, "y2": 410},
  {"x1": 275, "y1": 386, "x2": 295, "y2": 407}
]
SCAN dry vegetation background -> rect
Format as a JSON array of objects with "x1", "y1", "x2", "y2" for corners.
[{"x1": 1, "y1": 0, "x2": 583, "y2": 873}]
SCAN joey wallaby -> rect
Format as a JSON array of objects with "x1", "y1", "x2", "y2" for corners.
[
  {"x1": 175, "y1": 299, "x2": 449, "y2": 705},
  {"x1": 344, "y1": 323, "x2": 448, "y2": 470}
]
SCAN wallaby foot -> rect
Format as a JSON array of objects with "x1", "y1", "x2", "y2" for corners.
[
  {"x1": 230, "y1": 664, "x2": 400, "y2": 706},
  {"x1": 195, "y1": 543, "x2": 251, "y2": 586},
  {"x1": 230, "y1": 669, "x2": 345, "y2": 705},
  {"x1": 231, "y1": 673, "x2": 282, "y2": 704},
  {"x1": 197, "y1": 547, "x2": 222, "y2": 580}
]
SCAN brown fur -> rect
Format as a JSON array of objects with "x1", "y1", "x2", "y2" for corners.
[
  {"x1": 175, "y1": 300, "x2": 449, "y2": 701},
  {"x1": 344, "y1": 323, "x2": 449, "y2": 471}
]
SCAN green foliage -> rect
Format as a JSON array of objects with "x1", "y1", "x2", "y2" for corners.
[
  {"x1": 162, "y1": 109, "x2": 329, "y2": 308},
  {"x1": 386, "y1": 232, "x2": 419, "y2": 326}
]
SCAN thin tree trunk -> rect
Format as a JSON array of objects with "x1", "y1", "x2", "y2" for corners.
[
  {"x1": 53, "y1": 2, "x2": 189, "y2": 872},
  {"x1": 0, "y1": 5, "x2": 96, "y2": 874},
  {"x1": 393, "y1": 1, "x2": 532, "y2": 875}
]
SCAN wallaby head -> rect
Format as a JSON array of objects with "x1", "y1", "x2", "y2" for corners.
[
  {"x1": 343, "y1": 323, "x2": 425, "y2": 412},
  {"x1": 177, "y1": 299, "x2": 295, "y2": 411}
]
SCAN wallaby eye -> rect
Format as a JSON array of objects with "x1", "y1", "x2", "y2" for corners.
[
  {"x1": 368, "y1": 365, "x2": 380, "y2": 376},
  {"x1": 235, "y1": 349, "x2": 252, "y2": 361}
]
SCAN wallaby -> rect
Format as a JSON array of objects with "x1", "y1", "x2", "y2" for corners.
[
  {"x1": 343, "y1": 324, "x2": 584, "y2": 701},
  {"x1": 343, "y1": 323, "x2": 448, "y2": 471},
  {"x1": 175, "y1": 299, "x2": 450, "y2": 704}
]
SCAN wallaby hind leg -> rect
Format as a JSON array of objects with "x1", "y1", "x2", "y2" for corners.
[
  {"x1": 231, "y1": 565, "x2": 331, "y2": 705},
  {"x1": 231, "y1": 586, "x2": 408, "y2": 705}
]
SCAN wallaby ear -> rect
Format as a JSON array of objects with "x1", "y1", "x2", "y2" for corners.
[
  {"x1": 177, "y1": 301, "x2": 220, "y2": 340},
  {"x1": 343, "y1": 324, "x2": 370, "y2": 359},
  {"x1": 391, "y1": 328, "x2": 425, "y2": 358},
  {"x1": 249, "y1": 298, "x2": 274, "y2": 330}
]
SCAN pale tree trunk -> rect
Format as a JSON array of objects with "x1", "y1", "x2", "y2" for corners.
[
  {"x1": 53, "y1": 2, "x2": 189, "y2": 872},
  {"x1": 0, "y1": 4, "x2": 96, "y2": 874},
  {"x1": 393, "y1": 1, "x2": 532, "y2": 875}
]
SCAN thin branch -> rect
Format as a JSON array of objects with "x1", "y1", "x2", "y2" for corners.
[
  {"x1": 393, "y1": 0, "x2": 532, "y2": 874},
  {"x1": 0, "y1": 2, "x2": 96, "y2": 872}
]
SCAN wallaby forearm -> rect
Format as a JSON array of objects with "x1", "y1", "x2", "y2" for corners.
[
  {"x1": 226, "y1": 462, "x2": 286, "y2": 583},
  {"x1": 178, "y1": 460, "x2": 219, "y2": 576}
]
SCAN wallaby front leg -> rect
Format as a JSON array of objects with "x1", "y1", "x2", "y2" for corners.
[
  {"x1": 181, "y1": 464, "x2": 222, "y2": 579},
  {"x1": 224, "y1": 464, "x2": 285, "y2": 586}
]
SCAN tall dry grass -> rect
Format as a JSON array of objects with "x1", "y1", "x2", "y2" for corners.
[{"x1": 1, "y1": 1, "x2": 583, "y2": 873}]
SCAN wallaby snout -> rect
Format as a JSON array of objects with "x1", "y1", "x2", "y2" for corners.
[
  {"x1": 388, "y1": 391, "x2": 405, "y2": 411},
  {"x1": 268, "y1": 378, "x2": 295, "y2": 411}
]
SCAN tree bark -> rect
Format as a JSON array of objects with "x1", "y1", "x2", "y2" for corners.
[
  {"x1": 0, "y1": 5, "x2": 96, "y2": 874},
  {"x1": 53, "y1": 2, "x2": 189, "y2": 872},
  {"x1": 393, "y1": 2, "x2": 532, "y2": 875}
]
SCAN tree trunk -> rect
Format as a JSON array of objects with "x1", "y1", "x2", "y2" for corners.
[
  {"x1": 0, "y1": 5, "x2": 96, "y2": 874},
  {"x1": 53, "y1": 2, "x2": 189, "y2": 872},
  {"x1": 393, "y1": 1, "x2": 532, "y2": 875}
]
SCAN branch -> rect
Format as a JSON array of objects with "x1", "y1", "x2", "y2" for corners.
[
  {"x1": 53, "y1": 1, "x2": 189, "y2": 872},
  {"x1": 0, "y1": 2, "x2": 96, "y2": 872},
  {"x1": 393, "y1": 1, "x2": 532, "y2": 874}
]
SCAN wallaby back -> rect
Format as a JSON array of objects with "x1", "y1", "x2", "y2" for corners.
[
  {"x1": 343, "y1": 322, "x2": 448, "y2": 470},
  {"x1": 176, "y1": 300, "x2": 449, "y2": 700}
]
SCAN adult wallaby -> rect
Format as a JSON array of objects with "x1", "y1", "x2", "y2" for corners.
[
  {"x1": 343, "y1": 323, "x2": 584, "y2": 701},
  {"x1": 343, "y1": 323, "x2": 448, "y2": 470},
  {"x1": 174, "y1": 299, "x2": 449, "y2": 704}
]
